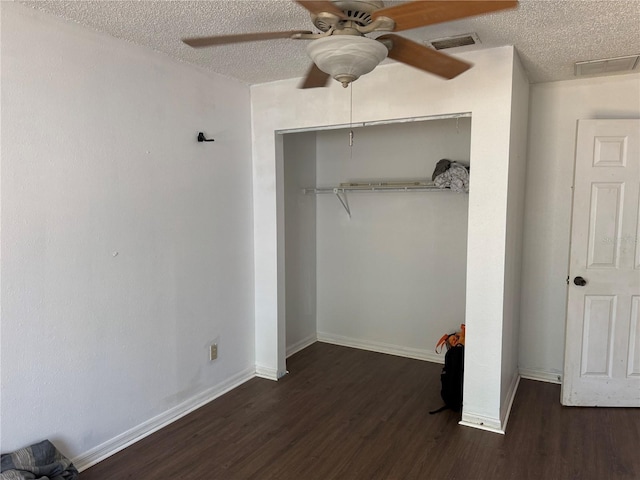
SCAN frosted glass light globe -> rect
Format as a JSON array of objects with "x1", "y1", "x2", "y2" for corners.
[{"x1": 306, "y1": 35, "x2": 388, "y2": 87}]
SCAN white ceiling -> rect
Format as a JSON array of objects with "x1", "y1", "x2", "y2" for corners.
[{"x1": 21, "y1": 0, "x2": 640, "y2": 85}]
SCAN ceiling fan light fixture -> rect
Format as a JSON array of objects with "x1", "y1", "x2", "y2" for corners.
[{"x1": 306, "y1": 36, "x2": 388, "y2": 88}]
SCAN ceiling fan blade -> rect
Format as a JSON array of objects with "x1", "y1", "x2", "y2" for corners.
[
  {"x1": 295, "y1": 0, "x2": 348, "y2": 19},
  {"x1": 378, "y1": 34, "x2": 471, "y2": 79},
  {"x1": 183, "y1": 30, "x2": 312, "y2": 48},
  {"x1": 373, "y1": 0, "x2": 518, "y2": 32},
  {"x1": 299, "y1": 63, "x2": 331, "y2": 88}
]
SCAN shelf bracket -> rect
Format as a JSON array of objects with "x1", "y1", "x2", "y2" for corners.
[{"x1": 333, "y1": 188, "x2": 351, "y2": 218}]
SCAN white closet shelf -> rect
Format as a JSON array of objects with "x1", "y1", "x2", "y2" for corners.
[
  {"x1": 302, "y1": 182, "x2": 462, "y2": 218},
  {"x1": 303, "y1": 182, "x2": 447, "y2": 194}
]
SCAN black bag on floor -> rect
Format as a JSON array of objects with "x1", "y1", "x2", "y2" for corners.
[{"x1": 430, "y1": 345, "x2": 464, "y2": 414}]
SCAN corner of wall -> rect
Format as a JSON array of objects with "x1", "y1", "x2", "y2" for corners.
[
  {"x1": 497, "y1": 45, "x2": 530, "y2": 432},
  {"x1": 460, "y1": 369, "x2": 520, "y2": 436}
]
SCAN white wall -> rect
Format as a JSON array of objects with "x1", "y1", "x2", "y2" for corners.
[
  {"x1": 251, "y1": 46, "x2": 523, "y2": 431},
  {"x1": 519, "y1": 72, "x2": 640, "y2": 381},
  {"x1": 0, "y1": 3, "x2": 255, "y2": 465},
  {"x1": 315, "y1": 119, "x2": 470, "y2": 361},
  {"x1": 500, "y1": 53, "x2": 529, "y2": 424},
  {"x1": 283, "y1": 132, "x2": 317, "y2": 357}
]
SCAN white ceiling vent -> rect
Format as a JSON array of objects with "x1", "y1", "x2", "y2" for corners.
[
  {"x1": 575, "y1": 55, "x2": 640, "y2": 77},
  {"x1": 425, "y1": 33, "x2": 481, "y2": 50}
]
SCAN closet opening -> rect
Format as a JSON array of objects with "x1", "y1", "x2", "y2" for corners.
[{"x1": 282, "y1": 114, "x2": 471, "y2": 367}]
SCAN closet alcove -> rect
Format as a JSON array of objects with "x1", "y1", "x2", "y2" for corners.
[
  {"x1": 283, "y1": 115, "x2": 472, "y2": 362},
  {"x1": 254, "y1": 47, "x2": 528, "y2": 432}
]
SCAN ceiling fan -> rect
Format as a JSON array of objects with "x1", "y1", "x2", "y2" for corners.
[{"x1": 182, "y1": 0, "x2": 518, "y2": 88}]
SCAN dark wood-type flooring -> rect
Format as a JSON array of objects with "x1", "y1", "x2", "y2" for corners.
[{"x1": 81, "y1": 342, "x2": 640, "y2": 479}]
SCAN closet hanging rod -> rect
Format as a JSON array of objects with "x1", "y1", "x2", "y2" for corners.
[{"x1": 303, "y1": 184, "x2": 450, "y2": 194}]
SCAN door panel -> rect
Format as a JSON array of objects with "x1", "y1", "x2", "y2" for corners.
[
  {"x1": 581, "y1": 295, "x2": 615, "y2": 377},
  {"x1": 635, "y1": 198, "x2": 640, "y2": 269},
  {"x1": 593, "y1": 136, "x2": 627, "y2": 167},
  {"x1": 629, "y1": 296, "x2": 640, "y2": 377},
  {"x1": 587, "y1": 183, "x2": 623, "y2": 267},
  {"x1": 563, "y1": 119, "x2": 640, "y2": 407}
]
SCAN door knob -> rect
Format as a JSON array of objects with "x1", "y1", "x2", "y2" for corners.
[{"x1": 573, "y1": 276, "x2": 587, "y2": 286}]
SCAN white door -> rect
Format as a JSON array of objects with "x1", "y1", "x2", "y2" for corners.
[{"x1": 562, "y1": 119, "x2": 640, "y2": 407}]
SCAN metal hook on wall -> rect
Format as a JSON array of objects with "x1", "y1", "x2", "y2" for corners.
[{"x1": 197, "y1": 132, "x2": 215, "y2": 142}]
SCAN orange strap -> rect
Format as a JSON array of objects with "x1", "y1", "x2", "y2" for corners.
[
  {"x1": 435, "y1": 334, "x2": 450, "y2": 353},
  {"x1": 436, "y1": 324, "x2": 466, "y2": 352}
]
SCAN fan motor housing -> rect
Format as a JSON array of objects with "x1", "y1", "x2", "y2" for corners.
[{"x1": 312, "y1": 0, "x2": 385, "y2": 31}]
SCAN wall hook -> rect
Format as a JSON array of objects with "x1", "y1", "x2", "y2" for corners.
[{"x1": 197, "y1": 132, "x2": 215, "y2": 142}]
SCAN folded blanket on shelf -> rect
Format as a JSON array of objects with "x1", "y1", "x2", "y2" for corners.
[
  {"x1": 433, "y1": 161, "x2": 469, "y2": 193},
  {"x1": 0, "y1": 440, "x2": 78, "y2": 480}
]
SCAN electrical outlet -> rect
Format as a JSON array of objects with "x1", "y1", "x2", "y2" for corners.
[{"x1": 209, "y1": 343, "x2": 218, "y2": 361}]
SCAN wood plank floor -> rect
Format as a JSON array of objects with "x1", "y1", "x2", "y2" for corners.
[{"x1": 81, "y1": 342, "x2": 640, "y2": 479}]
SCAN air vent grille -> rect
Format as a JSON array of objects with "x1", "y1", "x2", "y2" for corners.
[
  {"x1": 425, "y1": 33, "x2": 480, "y2": 50},
  {"x1": 575, "y1": 55, "x2": 640, "y2": 76}
]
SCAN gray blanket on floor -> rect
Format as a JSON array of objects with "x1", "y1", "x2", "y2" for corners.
[{"x1": 0, "y1": 440, "x2": 78, "y2": 480}]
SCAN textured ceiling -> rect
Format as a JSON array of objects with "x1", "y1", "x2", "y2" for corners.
[{"x1": 20, "y1": 0, "x2": 640, "y2": 85}]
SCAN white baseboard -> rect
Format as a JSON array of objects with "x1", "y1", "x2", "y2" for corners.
[
  {"x1": 255, "y1": 364, "x2": 279, "y2": 380},
  {"x1": 460, "y1": 372, "x2": 521, "y2": 435},
  {"x1": 286, "y1": 333, "x2": 317, "y2": 358},
  {"x1": 73, "y1": 366, "x2": 255, "y2": 472},
  {"x1": 501, "y1": 372, "x2": 520, "y2": 432},
  {"x1": 519, "y1": 367, "x2": 562, "y2": 384},
  {"x1": 317, "y1": 331, "x2": 444, "y2": 364},
  {"x1": 459, "y1": 412, "x2": 504, "y2": 434}
]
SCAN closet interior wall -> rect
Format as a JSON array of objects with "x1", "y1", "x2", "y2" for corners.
[
  {"x1": 285, "y1": 117, "x2": 471, "y2": 361},
  {"x1": 283, "y1": 133, "x2": 318, "y2": 357}
]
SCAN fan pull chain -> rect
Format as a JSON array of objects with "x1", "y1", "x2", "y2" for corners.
[
  {"x1": 349, "y1": 83, "x2": 354, "y2": 159},
  {"x1": 456, "y1": 116, "x2": 459, "y2": 134}
]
